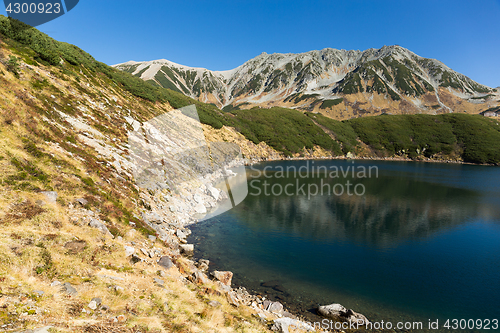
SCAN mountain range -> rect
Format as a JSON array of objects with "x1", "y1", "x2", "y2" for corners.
[{"x1": 114, "y1": 46, "x2": 499, "y2": 119}]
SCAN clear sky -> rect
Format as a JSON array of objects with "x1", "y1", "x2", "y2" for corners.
[{"x1": 1, "y1": 0, "x2": 499, "y2": 87}]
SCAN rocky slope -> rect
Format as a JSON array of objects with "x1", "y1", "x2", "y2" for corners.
[
  {"x1": 114, "y1": 46, "x2": 499, "y2": 119},
  {"x1": 0, "y1": 16, "x2": 327, "y2": 333}
]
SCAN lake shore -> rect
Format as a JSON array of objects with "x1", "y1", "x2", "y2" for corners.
[
  {"x1": 244, "y1": 154, "x2": 496, "y2": 167},
  {"x1": 185, "y1": 155, "x2": 499, "y2": 332}
]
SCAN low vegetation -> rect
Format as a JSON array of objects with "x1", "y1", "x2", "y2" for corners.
[
  {"x1": 319, "y1": 98, "x2": 343, "y2": 109},
  {"x1": 306, "y1": 113, "x2": 500, "y2": 164},
  {"x1": 345, "y1": 114, "x2": 500, "y2": 164},
  {"x1": 229, "y1": 107, "x2": 339, "y2": 156},
  {"x1": 305, "y1": 113, "x2": 358, "y2": 154}
]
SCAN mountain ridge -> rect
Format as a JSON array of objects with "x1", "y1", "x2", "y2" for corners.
[
  {"x1": 114, "y1": 45, "x2": 498, "y2": 119},
  {"x1": 117, "y1": 46, "x2": 447, "y2": 78}
]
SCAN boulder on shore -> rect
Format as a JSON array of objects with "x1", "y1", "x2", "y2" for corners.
[
  {"x1": 158, "y1": 256, "x2": 174, "y2": 270},
  {"x1": 190, "y1": 270, "x2": 210, "y2": 285},
  {"x1": 197, "y1": 259, "x2": 210, "y2": 272},
  {"x1": 179, "y1": 244, "x2": 194, "y2": 256},
  {"x1": 271, "y1": 318, "x2": 315, "y2": 333},
  {"x1": 211, "y1": 270, "x2": 233, "y2": 286},
  {"x1": 317, "y1": 303, "x2": 369, "y2": 325},
  {"x1": 266, "y1": 301, "x2": 283, "y2": 315}
]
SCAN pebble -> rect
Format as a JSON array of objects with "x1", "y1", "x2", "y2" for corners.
[
  {"x1": 61, "y1": 282, "x2": 77, "y2": 295},
  {"x1": 91, "y1": 297, "x2": 102, "y2": 305},
  {"x1": 130, "y1": 254, "x2": 142, "y2": 264},
  {"x1": 208, "y1": 300, "x2": 221, "y2": 308},
  {"x1": 41, "y1": 191, "x2": 58, "y2": 203},
  {"x1": 88, "y1": 301, "x2": 97, "y2": 310},
  {"x1": 124, "y1": 246, "x2": 135, "y2": 256},
  {"x1": 75, "y1": 198, "x2": 88, "y2": 206},
  {"x1": 154, "y1": 278, "x2": 165, "y2": 286}
]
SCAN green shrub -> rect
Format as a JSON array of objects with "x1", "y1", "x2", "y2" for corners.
[
  {"x1": 31, "y1": 77, "x2": 49, "y2": 89},
  {"x1": 445, "y1": 114, "x2": 500, "y2": 164},
  {"x1": 229, "y1": 107, "x2": 338, "y2": 156},
  {"x1": 319, "y1": 98, "x2": 343, "y2": 109},
  {"x1": 305, "y1": 113, "x2": 358, "y2": 154},
  {"x1": 6, "y1": 55, "x2": 20, "y2": 77}
]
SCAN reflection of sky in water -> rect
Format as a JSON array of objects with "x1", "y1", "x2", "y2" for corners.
[{"x1": 249, "y1": 159, "x2": 500, "y2": 195}]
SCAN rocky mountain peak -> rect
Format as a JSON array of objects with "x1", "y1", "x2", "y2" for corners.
[{"x1": 114, "y1": 46, "x2": 498, "y2": 119}]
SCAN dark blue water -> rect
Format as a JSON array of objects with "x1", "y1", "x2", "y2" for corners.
[{"x1": 189, "y1": 160, "x2": 500, "y2": 331}]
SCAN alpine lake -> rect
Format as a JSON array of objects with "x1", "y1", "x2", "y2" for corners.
[{"x1": 188, "y1": 160, "x2": 500, "y2": 332}]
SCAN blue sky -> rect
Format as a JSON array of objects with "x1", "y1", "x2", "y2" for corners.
[{"x1": 1, "y1": 0, "x2": 499, "y2": 87}]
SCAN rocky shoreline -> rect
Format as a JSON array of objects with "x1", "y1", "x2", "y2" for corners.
[
  {"x1": 245, "y1": 154, "x2": 494, "y2": 167},
  {"x1": 5, "y1": 152, "x2": 480, "y2": 332},
  {"x1": 138, "y1": 152, "x2": 496, "y2": 332},
  {"x1": 141, "y1": 153, "x2": 374, "y2": 332}
]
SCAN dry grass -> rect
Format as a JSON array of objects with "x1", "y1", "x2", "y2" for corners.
[
  {"x1": 0, "y1": 44, "x2": 272, "y2": 333},
  {"x1": 0, "y1": 195, "x2": 271, "y2": 332},
  {"x1": 1, "y1": 200, "x2": 45, "y2": 224}
]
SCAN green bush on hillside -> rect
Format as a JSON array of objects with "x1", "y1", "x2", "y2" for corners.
[
  {"x1": 229, "y1": 107, "x2": 339, "y2": 156},
  {"x1": 319, "y1": 98, "x2": 343, "y2": 109},
  {"x1": 305, "y1": 113, "x2": 358, "y2": 154},
  {"x1": 445, "y1": 114, "x2": 500, "y2": 164},
  {"x1": 347, "y1": 115, "x2": 457, "y2": 157}
]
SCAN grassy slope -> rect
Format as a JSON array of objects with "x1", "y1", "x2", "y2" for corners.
[{"x1": 0, "y1": 17, "x2": 275, "y2": 332}]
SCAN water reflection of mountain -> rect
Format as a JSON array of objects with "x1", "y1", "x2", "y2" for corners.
[{"x1": 233, "y1": 175, "x2": 500, "y2": 247}]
